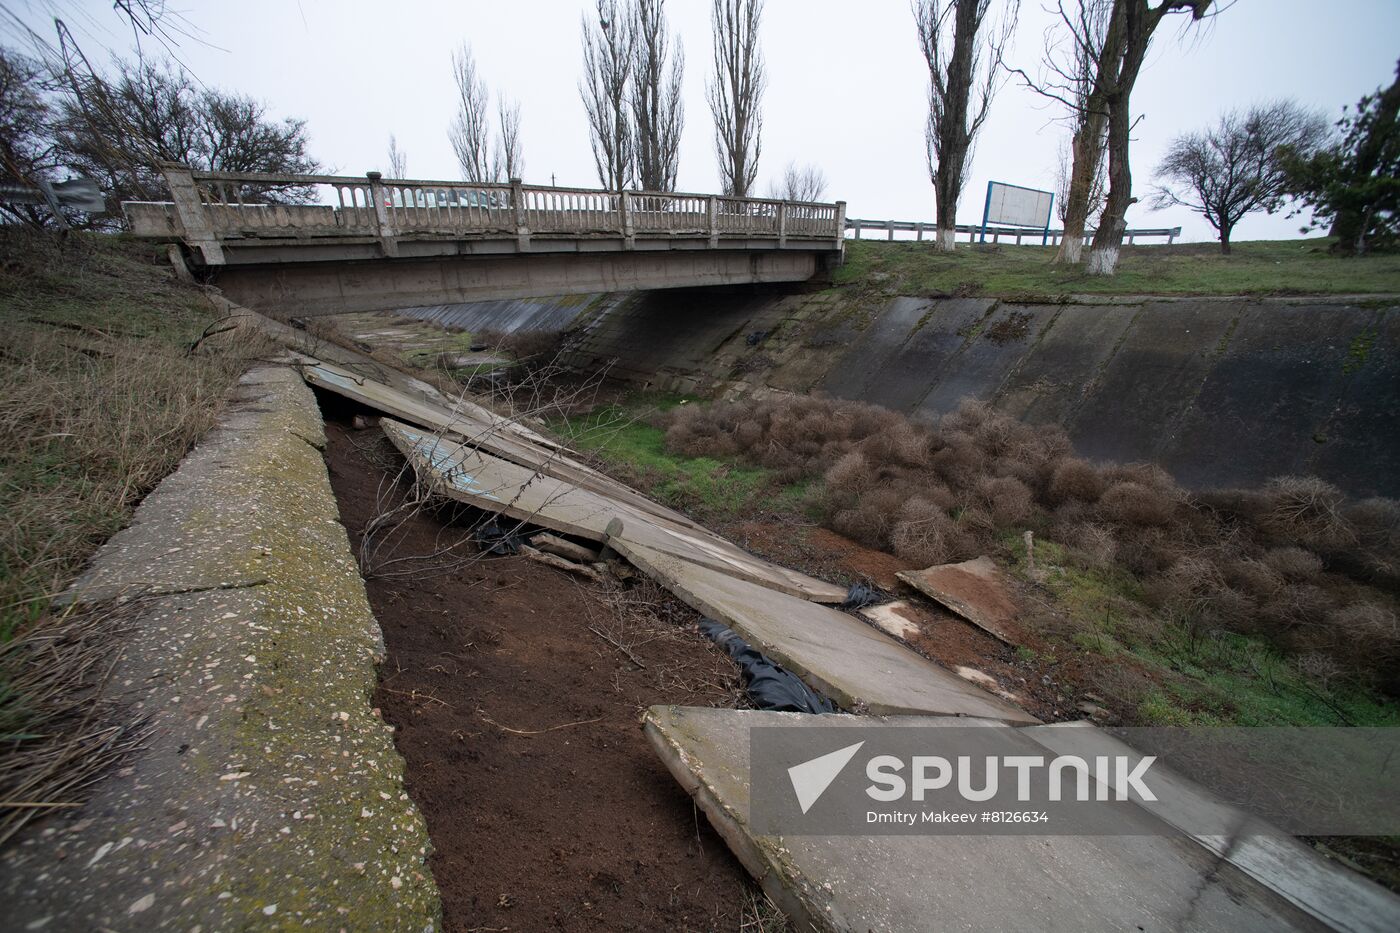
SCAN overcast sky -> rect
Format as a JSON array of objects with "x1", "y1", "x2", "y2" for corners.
[{"x1": 9, "y1": 0, "x2": 1400, "y2": 243}]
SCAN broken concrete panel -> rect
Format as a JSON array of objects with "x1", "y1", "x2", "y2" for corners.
[
  {"x1": 1158, "y1": 301, "x2": 1374, "y2": 490},
  {"x1": 896, "y1": 556, "x2": 1020, "y2": 644},
  {"x1": 1030, "y1": 722, "x2": 1400, "y2": 933},
  {"x1": 862, "y1": 298, "x2": 998, "y2": 413},
  {"x1": 298, "y1": 355, "x2": 712, "y2": 532},
  {"x1": 381, "y1": 419, "x2": 847, "y2": 602},
  {"x1": 913, "y1": 303, "x2": 1062, "y2": 418},
  {"x1": 621, "y1": 542, "x2": 1038, "y2": 722},
  {"x1": 1066, "y1": 300, "x2": 1238, "y2": 466},
  {"x1": 1299, "y1": 303, "x2": 1400, "y2": 499},
  {"x1": 644, "y1": 706, "x2": 1329, "y2": 933},
  {"x1": 4, "y1": 367, "x2": 439, "y2": 931},
  {"x1": 995, "y1": 302, "x2": 1141, "y2": 426},
  {"x1": 859, "y1": 601, "x2": 920, "y2": 640}
]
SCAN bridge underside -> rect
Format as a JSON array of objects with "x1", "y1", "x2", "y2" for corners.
[{"x1": 201, "y1": 244, "x2": 831, "y2": 317}]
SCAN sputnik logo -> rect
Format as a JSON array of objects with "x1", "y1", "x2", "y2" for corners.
[{"x1": 787, "y1": 741, "x2": 865, "y2": 814}]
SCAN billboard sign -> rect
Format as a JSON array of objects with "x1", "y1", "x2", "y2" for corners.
[{"x1": 980, "y1": 181, "x2": 1054, "y2": 243}]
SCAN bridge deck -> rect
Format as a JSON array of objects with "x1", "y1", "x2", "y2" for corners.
[{"x1": 126, "y1": 165, "x2": 846, "y2": 267}]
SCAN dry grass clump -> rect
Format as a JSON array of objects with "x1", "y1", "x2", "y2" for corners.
[
  {"x1": 660, "y1": 392, "x2": 1400, "y2": 692},
  {"x1": 0, "y1": 229, "x2": 272, "y2": 634}
]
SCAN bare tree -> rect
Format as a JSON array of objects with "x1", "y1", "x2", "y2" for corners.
[
  {"x1": 708, "y1": 0, "x2": 765, "y2": 197},
  {"x1": 449, "y1": 43, "x2": 492, "y2": 183},
  {"x1": 53, "y1": 55, "x2": 319, "y2": 213},
  {"x1": 630, "y1": 0, "x2": 683, "y2": 191},
  {"x1": 769, "y1": 161, "x2": 828, "y2": 201},
  {"x1": 1085, "y1": 0, "x2": 1212, "y2": 276},
  {"x1": 915, "y1": 0, "x2": 1019, "y2": 251},
  {"x1": 1150, "y1": 100, "x2": 1329, "y2": 254},
  {"x1": 0, "y1": 48, "x2": 59, "y2": 225},
  {"x1": 386, "y1": 133, "x2": 407, "y2": 177},
  {"x1": 1013, "y1": 0, "x2": 1119, "y2": 262},
  {"x1": 1053, "y1": 135, "x2": 1105, "y2": 228},
  {"x1": 580, "y1": 0, "x2": 634, "y2": 190},
  {"x1": 495, "y1": 96, "x2": 523, "y2": 181}
]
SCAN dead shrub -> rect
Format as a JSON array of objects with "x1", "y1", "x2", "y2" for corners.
[
  {"x1": 890, "y1": 499, "x2": 962, "y2": 567},
  {"x1": 1258, "y1": 583, "x2": 1334, "y2": 632},
  {"x1": 1098, "y1": 481, "x2": 1177, "y2": 527},
  {"x1": 1050, "y1": 458, "x2": 1108, "y2": 504},
  {"x1": 976, "y1": 475, "x2": 1035, "y2": 526},
  {"x1": 825, "y1": 451, "x2": 874, "y2": 494},
  {"x1": 1223, "y1": 558, "x2": 1287, "y2": 599},
  {"x1": 1063, "y1": 522, "x2": 1119, "y2": 568},
  {"x1": 1262, "y1": 546, "x2": 1324, "y2": 583},
  {"x1": 1260, "y1": 476, "x2": 1357, "y2": 552}
]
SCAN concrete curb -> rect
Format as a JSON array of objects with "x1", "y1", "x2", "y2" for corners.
[{"x1": 3, "y1": 365, "x2": 441, "y2": 931}]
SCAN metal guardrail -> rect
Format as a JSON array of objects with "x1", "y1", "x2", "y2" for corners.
[
  {"x1": 845, "y1": 217, "x2": 1181, "y2": 246},
  {"x1": 133, "y1": 164, "x2": 847, "y2": 265}
]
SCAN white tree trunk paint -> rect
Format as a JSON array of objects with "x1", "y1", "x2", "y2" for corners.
[{"x1": 1085, "y1": 245, "x2": 1119, "y2": 276}]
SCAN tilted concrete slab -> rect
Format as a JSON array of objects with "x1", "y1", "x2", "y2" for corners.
[
  {"x1": 1031, "y1": 722, "x2": 1400, "y2": 933},
  {"x1": 896, "y1": 555, "x2": 1021, "y2": 645},
  {"x1": 622, "y1": 542, "x2": 1037, "y2": 722},
  {"x1": 295, "y1": 353, "x2": 725, "y2": 533},
  {"x1": 3, "y1": 367, "x2": 439, "y2": 930},
  {"x1": 644, "y1": 706, "x2": 1329, "y2": 933},
  {"x1": 381, "y1": 418, "x2": 847, "y2": 603}
]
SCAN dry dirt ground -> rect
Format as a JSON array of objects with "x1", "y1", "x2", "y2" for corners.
[
  {"x1": 320, "y1": 405, "x2": 758, "y2": 932},
  {"x1": 317, "y1": 390, "x2": 1079, "y2": 929}
]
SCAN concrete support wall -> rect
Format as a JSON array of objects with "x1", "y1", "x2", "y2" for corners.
[
  {"x1": 526, "y1": 288, "x2": 1394, "y2": 498},
  {"x1": 209, "y1": 248, "x2": 824, "y2": 317}
]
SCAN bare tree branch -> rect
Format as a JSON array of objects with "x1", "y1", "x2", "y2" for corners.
[
  {"x1": 630, "y1": 0, "x2": 683, "y2": 191},
  {"x1": 580, "y1": 0, "x2": 634, "y2": 190},
  {"x1": 495, "y1": 95, "x2": 523, "y2": 181},
  {"x1": 915, "y1": 0, "x2": 1019, "y2": 250},
  {"x1": 386, "y1": 133, "x2": 407, "y2": 178},
  {"x1": 768, "y1": 161, "x2": 827, "y2": 202},
  {"x1": 707, "y1": 0, "x2": 765, "y2": 197},
  {"x1": 448, "y1": 43, "x2": 492, "y2": 183},
  {"x1": 1150, "y1": 99, "x2": 1329, "y2": 253}
]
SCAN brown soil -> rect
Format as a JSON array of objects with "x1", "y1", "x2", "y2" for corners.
[
  {"x1": 722, "y1": 520, "x2": 1075, "y2": 722},
  {"x1": 320, "y1": 410, "x2": 755, "y2": 932}
]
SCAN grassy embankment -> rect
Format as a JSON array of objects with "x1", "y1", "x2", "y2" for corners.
[
  {"x1": 553, "y1": 389, "x2": 1399, "y2": 732},
  {"x1": 836, "y1": 237, "x2": 1400, "y2": 298},
  {"x1": 0, "y1": 229, "x2": 272, "y2": 838}
]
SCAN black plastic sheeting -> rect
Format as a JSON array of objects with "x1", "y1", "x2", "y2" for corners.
[
  {"x1": 698, "y1": 618, "x2": 836, "y2": 714},
  {"x1": 471, "y1": 518, "x2": 529, "y2": 555}
]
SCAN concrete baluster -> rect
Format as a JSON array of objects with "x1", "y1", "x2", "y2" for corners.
[
  {"x1": 620, "y1": 190, "x2": 635, "y2": 249},
  {"x1": 511, "y1": 177, "x2": 530, "y2": 251},
  {"x1": 160, "y1": 162, "x2": 224, "y2": 265},
  {"x1": 365, "y1": 171, "x2": 398, "y2": 258}
]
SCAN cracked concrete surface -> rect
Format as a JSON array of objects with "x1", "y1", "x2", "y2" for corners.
[{"x1": 3, "y1": 365, "x2": 440, "y2": 931}]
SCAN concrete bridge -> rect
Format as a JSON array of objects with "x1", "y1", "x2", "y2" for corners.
[{"x1": 125, "y1": 165, "x2": 846, "y2": 316}]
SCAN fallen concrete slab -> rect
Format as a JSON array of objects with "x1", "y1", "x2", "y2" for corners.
[
  {"x1": 3, "y1": 367, "x2": 439, "y2": 930},
  {"x1": 643, "y1": 706, "x2": 1331, "y2": 933},
  {"x1": 1031, "y1": 722, "x2": 1400, "y2": 933},
  {"x1": 623, "y1": 542, "x2": 1038, "y2": 722},
  {"x1": 297, "y1": 354, "x2": 727, "y2": 533},
  {"x1": 897, "y1": 555, "x2": 1021, "y2": 644},
  {"x1": 381, "y1": 418, "x2": 847, "y2": 603}
]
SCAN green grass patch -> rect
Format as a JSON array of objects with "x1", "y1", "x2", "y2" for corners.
[
  {"x1": 550, "y1": 394, "x2": 805, "y2": 520},
  {"x1": 834, "y1": 238, "x2": 1400, "y2": 299},
  {"x1": 1003, "y1": 532, "x2": 1399, "y2": 726}
]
